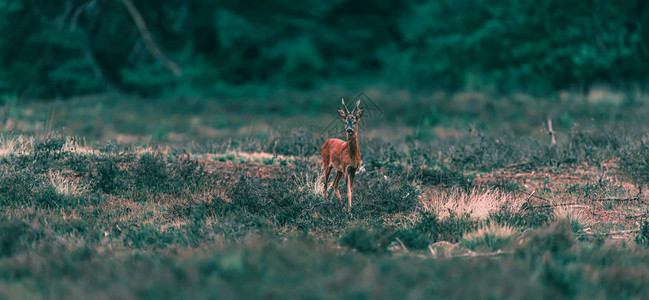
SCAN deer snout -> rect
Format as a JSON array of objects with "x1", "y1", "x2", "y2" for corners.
[{"x1": 346, "y1": 128, "x2": 353, "y2": 134}]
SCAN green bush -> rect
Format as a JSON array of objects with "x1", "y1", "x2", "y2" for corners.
[
  {"x1": 396, "y1": 0, "x2": 649, "y2": 92},
  {"x1": 491, "y1": 197, "x2": 555, "y2": 228},
  {"x1": 515, "y1": 220, "x2": 574, "y2": 259},
  {"x1": 394, "y1": 211, "x2": 479, "y2": 249},
  {"x1": 354, "y1": 175, "x2": 419, "y2": 217},
  {"x1": 340, "y1": 227, "x2": 394, "y2": 253},
  {"x1": 0, "y1": 216, "x2": 29, "y2": 257},
  {"x1": 3, "y1": 0, "x2": 647, "y2": 97},
  {"x1": 636, "y1": 221, "x2": 649, "y2": 247}
]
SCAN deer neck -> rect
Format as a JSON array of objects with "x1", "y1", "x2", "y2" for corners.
[{"x1": 346, "y1": 132, "x2": 361, "y2": 161}]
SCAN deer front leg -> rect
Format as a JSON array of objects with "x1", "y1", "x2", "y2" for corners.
[{"x1": 346, "y1": 171, "x2": 355, "y2": 209}]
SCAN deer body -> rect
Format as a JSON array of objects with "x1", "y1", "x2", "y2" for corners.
[{"x1": 322, "y1": 99, "x2": 364, "y2": 209}]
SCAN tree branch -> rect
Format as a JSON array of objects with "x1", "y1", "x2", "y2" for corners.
[{"x1": 120, "y1": 0, "x2": 182, "y2": 77}]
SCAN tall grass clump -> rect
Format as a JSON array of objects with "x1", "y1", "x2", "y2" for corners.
[{"x1": 460, "y1": 223, "x2": 518, "y2": 251}]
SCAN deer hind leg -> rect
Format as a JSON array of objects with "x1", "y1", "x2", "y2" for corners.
[
  {"x1": 323, "y1": 166, "x2": 332, "y2": 198},
  {"x1": 332, "y1": 171, "x2": 343, "y2": 200}
]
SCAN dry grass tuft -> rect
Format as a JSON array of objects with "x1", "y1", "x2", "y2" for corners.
[
  {"x1": 421, "y1": 187, "x2": 525, "y2": 220},
  {"x1": 48, "y1": 171, "x2": 89, "y2": 197},
  {"x1": 198, "y1": 151, "x2": 318, "y2": 165},
  {"x1": 62, "y1": 137, "x2": 99, "y2": 155},
  {"x1": 460, "y1": 223, "x2": 519, "y2": 251},
  {"x1": 0, "y1": 135, "x2": 34, "y2": 157},
  {"x1": 294, "y1": 170, "x2": 325, "y2": 197},
  {"x1": 462, "y1": 223, "x2": 518, "y2": 242},
  {"x1": 554, "y1": 206, "x2": 589, "y2": 232}
]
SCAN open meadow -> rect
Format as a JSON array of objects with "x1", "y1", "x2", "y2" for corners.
[
  {"x1": 3, "y1": 89, "x2": 649, "y2": 298},
  {"x1": 3, "y1": 0, "x2": 649, "y2": 298}
]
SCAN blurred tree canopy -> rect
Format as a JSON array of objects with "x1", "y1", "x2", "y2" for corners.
[{"x1": 0, "y1": 0, "x2": 647, "y2": 98}]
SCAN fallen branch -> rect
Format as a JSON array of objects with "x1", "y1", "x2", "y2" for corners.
[
  {"x1": 521, "y1": 193, "x2": 643, "y2": 209},
  {"x1": 449, "y1": 249, "x2": 513, "y2": 258},
  {"x1": 525, "y1": 190, "x2": 536, "y2": 201},
  {"x1": 626, "y1": 212, "x2": 649, "y2": 219},
  {"x1": 556, "y1": 204, "x2": 590, "y2": 209},
  {"x1": 580, "y1": 228, "x2": 640, "y2": 237},
  {"x1": 503, "y1": 161, "x2": 531, "y2": 169},
  {"x1": 120, "y1": 0, "x2": 182, "y2": 76},
  {"x1": 515, "y1": 188, "x2": 552, "y2": 203},
  {"x1": 609, "y1": 229, "x2": 641, "y2": 235},
  {"x1": 593, "y1": 197, "x2": 640, "y2": 202},
  {"x1": 428, "y1": 245, "x2": 436, "y2": 257},
  {"x1": 534, "y1": 202, "x2": 587, "y2": 209},
  {"x1": 395, "y1": 237, "x2": 409, "y2": 253}
]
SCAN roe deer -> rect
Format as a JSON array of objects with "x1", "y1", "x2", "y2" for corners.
[{"x1": 321, "y1": 98, "x2": 364, "y2": 209}]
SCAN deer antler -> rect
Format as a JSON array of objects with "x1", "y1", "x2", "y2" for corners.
[
  {"x1": 351, "y1": 100, "x2": 361, "y2": 114},
  {"x1": 341, "y1": 98, "x2": 350, "y2": 114}
]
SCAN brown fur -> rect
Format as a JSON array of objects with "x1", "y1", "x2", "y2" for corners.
[{"x1": 321, "y1": 99, "x2": 363, "y2": 209}]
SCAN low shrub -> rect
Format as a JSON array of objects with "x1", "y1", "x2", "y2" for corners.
[
  {"x1": 354, "y1": 176, "x2": 419, "y2": 217},
  {"x1": 491, "y1": 197, "x2": 554, "y2": 228},
  {"x1": 460, "y1": 223, "x2": 518, "y2": 252},
  {"x1": 411, "y1": 166, "x2": 473, "y2": 191},
  {"x1": 396, "y1": 211, "x2": 479, "y2": 250},
  {"x1": 340, "y1": 227, "x2": 395, "y2": 253},
  {"x1": 0, "y1": 216, "x2": 29, "y2": 257},
  {"x1": 636, "y1": 221, "x2": 649, "y2": 247},
  {"x1": 133, "y1": 152, "x2": 169, "y2": 191},
  {"x1": 515, "y1": 220, "x2": 574, "y2": 260}
]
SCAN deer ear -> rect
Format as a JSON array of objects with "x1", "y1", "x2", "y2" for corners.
[
  {"x1": 337, "y1": 108, "x2": 346, "y2": 119},
  {"x1": 355, "y1": 107, "x2": 364, "y2": 119}
]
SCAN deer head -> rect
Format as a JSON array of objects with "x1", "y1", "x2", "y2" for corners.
[{"x1": 337, "y1": 98, "x2": 364, "y2": 135}]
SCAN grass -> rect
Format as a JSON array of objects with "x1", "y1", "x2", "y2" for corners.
[
  {"x1": 460, "y1": 223, "x2": 518, "y2": 251},
  {"x1": 3, "y1": 89, "x2": 649, "y2": 298}
]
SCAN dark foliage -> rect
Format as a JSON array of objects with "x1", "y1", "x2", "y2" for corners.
[
  {"x1": 401, "y1": 211, "x2": 478, "y2": 247},
  {"x1": 1, "y1": 0, "x2": 648, "y2": 98},
  {"x1": 0, "y1": 167, "x2": 64, "y2": 208},
  {"x1": 491, "y1": 198, "x2": 555, "y2": 228},
  {"x1": 411, "y1": 166, "x2": 473, "y2": 191},
  {"x1": 0, "y1": 216, "x2": 29, "y2": 257},
  {"x1": 339, "y1": 210, "x2": 479, "y2": 252},
  {"x1": 354, "y1": 175, "x2": 419, "y2": 217},
  {"x1": 516, "y1": 220, "x2": 574, "y2": 259},
  {"x1": 620, "y1": 140, "x2": 649, "y2": 194},
  {"x1": 636, "y1": 221, "x2": 649, "y2": 247},
  {"x1": 340, "y1": 227, "x2": 395, "y2": 254}
]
